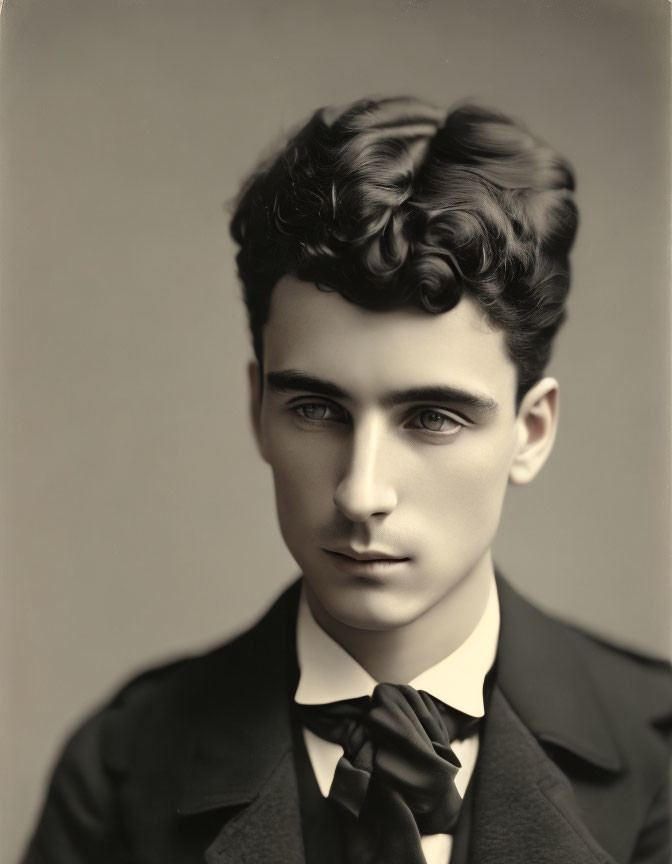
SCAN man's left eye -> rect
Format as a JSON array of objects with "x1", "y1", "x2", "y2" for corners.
[{"x1": 407, "y1": 410, "x2": 463, "y2": 434}]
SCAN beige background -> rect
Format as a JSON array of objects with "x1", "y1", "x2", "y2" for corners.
[{"x1": 2, "y1": 0, "x2": 670, "y2": 860}]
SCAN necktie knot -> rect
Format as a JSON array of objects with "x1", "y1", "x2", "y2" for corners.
[{"x1": 297, "y1": 682, "x2": 478, "y2": 863}]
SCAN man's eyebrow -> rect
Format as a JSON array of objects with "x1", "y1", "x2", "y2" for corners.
[
  {"x1": 266, "y1": 370, "x2": 498, "y2": 414},
  {"x1": 266, "y1": 370, "x2": 350, "y2": 400},
  {"x1": 382, "y1": 385, "x2": 499, "y2": 414}
]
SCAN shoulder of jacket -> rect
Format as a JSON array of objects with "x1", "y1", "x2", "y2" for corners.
[
  {"x1": 566, "y1": 621, "x2": 672, "y2": 726},
  {"x1": 103, "y1": 629, "x2": 254, "y2": 722},
  {"x1": 90, "y1": 581, "x2": 299, "y2": 750},
  {"x1": 526, "y1": 596, "x2": 672, "y2": 739},
  {"x1": 496, "y1": 575, "x2": 672, "y2": 745}
]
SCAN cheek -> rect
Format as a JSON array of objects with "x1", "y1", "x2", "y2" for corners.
[
  {"x1": 419, "y1": 438, "x2": 514, "y2": 530},
  {"x1": 266, "y1": 433, "x2": 337, "y2": 521}
]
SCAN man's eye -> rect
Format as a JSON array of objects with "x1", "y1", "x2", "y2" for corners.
[
  {"x1": 294, "y1": 403, "x2": 344, "y2": 422},
  {"x1": 407, "y1": 409, "x2": 464, "y2": 434}
]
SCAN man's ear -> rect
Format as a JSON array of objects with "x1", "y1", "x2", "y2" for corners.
[
  {"x1": 248, "y1": 359, "x2": 268, "y2": 463},
  {"x1": 509, "y1": 377, "x2": 559, "y2": 486}
]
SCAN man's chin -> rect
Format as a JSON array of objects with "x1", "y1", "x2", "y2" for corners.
[{"x1": 309, "y1": 585, "x2": 428, "y2": 634}]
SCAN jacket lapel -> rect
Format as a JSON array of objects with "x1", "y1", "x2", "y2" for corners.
[
  {"x1": 468, "y1": 686, "x2": 617, "y2": 864},
  {"x1": 176, "y1": 581, "x2": 305, "y2": 864},
  {"x1": 204, "y1": 747, "x2": 304, "y2": 864}
]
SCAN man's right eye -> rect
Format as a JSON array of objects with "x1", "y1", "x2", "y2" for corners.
[{"x1": 293, "y1": 402, "x2": 346, "y2": 423}]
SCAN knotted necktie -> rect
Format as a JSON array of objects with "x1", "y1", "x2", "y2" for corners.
[{"x1": 296, "y1": 683, "x2": 479, "y2": 864}]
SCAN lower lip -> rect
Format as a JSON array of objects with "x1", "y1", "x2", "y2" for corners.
[{"x1": 324, "y1": 550, "x2": 410, "y2": 577}]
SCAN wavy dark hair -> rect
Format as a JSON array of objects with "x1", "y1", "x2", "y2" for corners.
[{"x1": 230, "y1": 97, "x2": 578, "y2": 404}]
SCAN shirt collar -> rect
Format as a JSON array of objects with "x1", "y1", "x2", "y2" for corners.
[{"x1": 295, "y1": 574, "x2": 499, "y2": 717}]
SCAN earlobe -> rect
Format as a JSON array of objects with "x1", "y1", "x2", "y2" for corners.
[
  {"x1": 509, "y1": 378, "x2": 559, "y2": 486},
  {"x1": 248, "y1": 359, "x2": 268, "y2": 463}
]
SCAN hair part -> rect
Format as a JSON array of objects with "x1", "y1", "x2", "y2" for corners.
[{"x1": 230, "y1": 96, "x2": 578, "y2": 405}]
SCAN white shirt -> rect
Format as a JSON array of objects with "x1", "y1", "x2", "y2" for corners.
[{"x1": 295, "y1": 576, "x2": 500, "y2": 864}]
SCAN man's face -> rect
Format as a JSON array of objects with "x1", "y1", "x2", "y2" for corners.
[{"x1": 252, "y1": 276, "x2": 526, "y2": 633}]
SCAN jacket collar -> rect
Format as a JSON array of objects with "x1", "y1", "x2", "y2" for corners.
[
  {"x1": 176, "y1": 580, "x2": 302, "y2": 815},
  {"x1": 495, "y1": 573, "x2": 623, "y2": 773}
]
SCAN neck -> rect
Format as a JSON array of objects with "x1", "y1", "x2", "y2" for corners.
[{"x1": 305, "y1": 555, "x2": 494, "y2": 683}]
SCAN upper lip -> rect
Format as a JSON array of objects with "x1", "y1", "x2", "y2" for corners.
[{"x1": 325, "y1": 547, "x2": 409, "y2": 561}]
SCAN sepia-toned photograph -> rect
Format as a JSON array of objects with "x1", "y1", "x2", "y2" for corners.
[{"x1": 2, "y1": 1, "x2": 670, "y2": 862}]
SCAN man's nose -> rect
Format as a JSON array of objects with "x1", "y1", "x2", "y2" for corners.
[{"x1": 333, "y1": 417, "x2": 398, "y2": 522}]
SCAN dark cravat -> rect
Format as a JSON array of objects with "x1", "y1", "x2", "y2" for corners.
[{"x1": 296, "y1": 683, "x2": 480, "y2": 864}]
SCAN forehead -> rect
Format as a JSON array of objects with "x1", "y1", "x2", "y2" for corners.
[{"x1": 263, "y1": 276, "x2": 516, "y2": 402}]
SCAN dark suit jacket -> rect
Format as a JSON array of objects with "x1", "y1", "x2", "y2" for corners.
[{"x1": 22, "y1": 577, "x2": 672, "y2": 864}]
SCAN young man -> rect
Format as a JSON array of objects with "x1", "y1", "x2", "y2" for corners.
[{"x1": 22, "y1": 98, "x2": 671, "y2": 864}]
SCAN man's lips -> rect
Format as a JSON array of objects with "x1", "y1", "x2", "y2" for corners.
[{"x1": 324, "y1": 548, "x2": 410, "y2": 563}]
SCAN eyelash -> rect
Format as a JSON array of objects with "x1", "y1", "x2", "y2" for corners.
[{"x1": 290, "y1": 401, "x2": 469, "y2": 436}]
